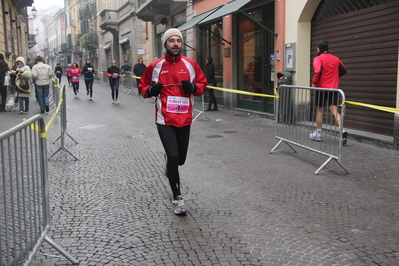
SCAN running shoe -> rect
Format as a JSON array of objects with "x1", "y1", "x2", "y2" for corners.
[
  {"x1": 342, "y1": 131, "x2": 348, "y2": 145},
  {"x1": 172, "y1": 196, "x2": 186, "y2": 215},
  {"x1": 310, "y1": 131, "x2": 322, "y2": 142}
]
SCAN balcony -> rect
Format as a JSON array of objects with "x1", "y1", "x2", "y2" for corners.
[
  {"x1": 119, "y1": 2, "x2": 135, "y2": 22},
  {"x1": 99, "y1": 10, "x2": 119, "y2": 32},
  {"x1": 12, "y1": 0, "x2": 34, "y2": 10},
  {"x1": 28, "y1": 34, "x2": 36, "y2": 49},
  {"x1": 136, "y1": 0, "x2": 186, "y2": 21}
]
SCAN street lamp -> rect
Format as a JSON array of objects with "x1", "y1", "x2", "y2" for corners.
[{"x1": 31, "y1": 6, "x2": 37, "y2": 19}]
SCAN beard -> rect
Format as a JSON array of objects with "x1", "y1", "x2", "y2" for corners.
[{"x1": 166, "y1": 46, "x2": 181, "y2": 57}]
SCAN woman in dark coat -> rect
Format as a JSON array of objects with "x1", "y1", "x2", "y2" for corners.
[{"x1": 206, "y1": 56, "x2": 218, "y2": 111}]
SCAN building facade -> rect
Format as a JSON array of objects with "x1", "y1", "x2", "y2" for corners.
[
  {"x1": 137, "y1": 0, "x2": 398, "y2": 145},
  {"x1": 0, "y1": 0, "x2": 34, "y2": 66}
]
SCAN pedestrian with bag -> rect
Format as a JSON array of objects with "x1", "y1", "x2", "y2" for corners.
[
  {"x1": 81, "y1": 59, "x2": 95, "y2": 100},
  {"x1": 105, "y1": 60, "x2": 120, "y2": 104},
  {"x1": 139, "y1": 28, "x2": 207, "y2": 215},
  {"x1": 133, "y1": 58, "x2": 146, "y2": 95},
  {"x1": 31, "y1": 55, "x2": 53, "y2": 113},
  {"x1": 11, "y1": 57, "x2": 31, "y2": 114},
  {"x1": 69, "y1": 63, "x2": 82, "y2": 97},
  {"x1": 205, "y1": 56, "x2": 218, "y2": 111}
]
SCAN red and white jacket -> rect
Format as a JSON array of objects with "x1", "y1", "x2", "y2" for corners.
[
  {"x1": 312, "y1": 52, "x2": 346, "y2": 89},
  {"x1": 139, "y1": 53, "x2": 208, "y2": 127}
]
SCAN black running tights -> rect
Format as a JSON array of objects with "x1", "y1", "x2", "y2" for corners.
[{"x1": 157, "y1": 124, "x2": 191, "y2": 198}]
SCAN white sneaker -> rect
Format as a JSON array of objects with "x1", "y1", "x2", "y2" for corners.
[
  {"x1": 310, "y1": 130, "x2": 322, "y2": 142},
  {"x1": 112, "y1": 100, "x2": 115, "y2": 104},
  {"x1": 172, "y1": 196, "x2": 186, "y2": 215},
  {"x1": 115, "y1": 100, "x2": 119, "y2": 104}
]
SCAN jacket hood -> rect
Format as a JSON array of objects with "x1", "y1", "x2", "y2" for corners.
[{"x1": 16, "y1": 57, "x2": 26, "y2": 66}]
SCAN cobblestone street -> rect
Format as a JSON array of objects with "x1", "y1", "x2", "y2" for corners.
[{"x1": 2, "y1": 80, "x2": 399, "y2": 265}]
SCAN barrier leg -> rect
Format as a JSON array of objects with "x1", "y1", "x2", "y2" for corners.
[
  {"x1": 270, "y1": 139, "x2": 297, "y2": 154},
  {"x1": 44, "y1": 236, "x2": 79, "y2": 265}
]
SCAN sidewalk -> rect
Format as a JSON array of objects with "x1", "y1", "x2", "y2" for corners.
[{"x1": 2, "y1": 80, "x2": 399, "y2": 265}]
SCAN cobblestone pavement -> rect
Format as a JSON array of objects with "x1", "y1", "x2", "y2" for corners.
[{"x1": 2, "y1": 80, "x2": 399, "y2": 265}]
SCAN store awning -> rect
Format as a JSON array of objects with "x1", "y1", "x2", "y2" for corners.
[
  {"x1": 199, "y1": 0, "x2": 251, "y2": 25},
  {"x1": 178, "y1": 6, "x2": 222, "y2": 32},
  {"x1": 199, "y1": 0, "x2": 277, "y2": 37}
]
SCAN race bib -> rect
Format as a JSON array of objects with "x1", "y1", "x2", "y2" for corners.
[
  {"x1": 88, "y1": 67, "x2": 93, "y2": 72},
  {"x1": 166, "y1": 96, "x2": 189, "y2": 113},
  {"x1": 56, "y1": 71, "x2": 61, "y2": 74},
  {"x1": 112, "y1": 73, "x2": 118, "y2": 78},
  {"x1": 72, "y1": 76, "x2": 79, "y2": 81}
]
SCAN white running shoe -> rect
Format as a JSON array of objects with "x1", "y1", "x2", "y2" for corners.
[
  {"x1": 172, "y1": 196, "x2": 186, "y2": 215},
  {"x1": 310, "y1": 131, "x2": 322, "y2": 142}
]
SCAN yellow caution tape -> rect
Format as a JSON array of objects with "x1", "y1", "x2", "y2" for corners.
[
  {"x1": 343, "y1": 101, "x2": 399, "y2": 114},
  {"x1": 207, "y1": 85, "x2": 276, "y2": 98},
  {"x1": 45, "y1": 99, "x2": 63, "y2": 132}
]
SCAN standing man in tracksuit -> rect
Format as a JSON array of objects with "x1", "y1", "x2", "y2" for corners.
[{"x1": 139, "y1": 28, "x2": 207, "y2": 215}]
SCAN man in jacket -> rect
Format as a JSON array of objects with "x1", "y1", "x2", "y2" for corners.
[
  {"x1": 133, "y1": 58, "x2": 146, "y2": 95},
  {"x1": 139, "y1": 28, "x2": 207, "y2": 215},
  {"x1": 32, "y1": 55, "x2": 54, "y2": 113},
  {"x1": 311, "y1": 40, "x2": 347, "y2": 144},
  {"x1": 120, "y1": 60, "x2": 131, "y2": 87},
  {"x1": 0, "y1": 53, "x2": 10, "y2": 112}
]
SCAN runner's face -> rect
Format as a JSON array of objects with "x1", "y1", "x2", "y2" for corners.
[{"x1": 165, "y1": 36, "x2": 182, "y2": 56}]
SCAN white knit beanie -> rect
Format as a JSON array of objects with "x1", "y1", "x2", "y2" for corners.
[{"x1": 162, "y1": 28, "x2": 183, "y2": 45}]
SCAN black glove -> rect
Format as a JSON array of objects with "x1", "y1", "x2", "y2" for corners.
[
  {"x1": 147, "y1": 83, "x2": 163, "y2": 97},
  {"x1": 181, "y1": 80, "x2": 197, "y2": 94}
]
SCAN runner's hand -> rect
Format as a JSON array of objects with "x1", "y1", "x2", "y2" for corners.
[
  {"x1": 181, "y1": 80, "x2": 197, "y2": 94},
  {"x1": 147, "y1": 83, "x2": 163, "y2": 97}
]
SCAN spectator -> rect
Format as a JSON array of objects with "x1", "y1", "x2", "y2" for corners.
[{"x1": 31, "y1": 55, "x2": 53, "y2": 113}]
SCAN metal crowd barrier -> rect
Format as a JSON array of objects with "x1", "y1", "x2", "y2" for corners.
[
  {"x1": 120, "y1": 71, "x2": 136, "y2": 95},
  {"x1": 193, "y1": 94, "x2": 209, "y2": 121},
  {"x1": 271, "y1": 85, "x2": 350, "y2": 174},
  {"x1": 49, "y1": 75, "x2": 61, "y2": 116},
  {"x1": 48, "y1": 85, "x2": 78, "y2": 160},
  {"x1": 0, "y1": 115, "x2": 78, "y2": 266}
]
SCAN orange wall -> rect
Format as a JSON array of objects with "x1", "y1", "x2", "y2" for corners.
[
  {"x1": 275, "y1": 0, "x2": 286, "y2": 86},
  {"x1": 194, "y1": 0, "x2": 230, "y2": 14}
]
